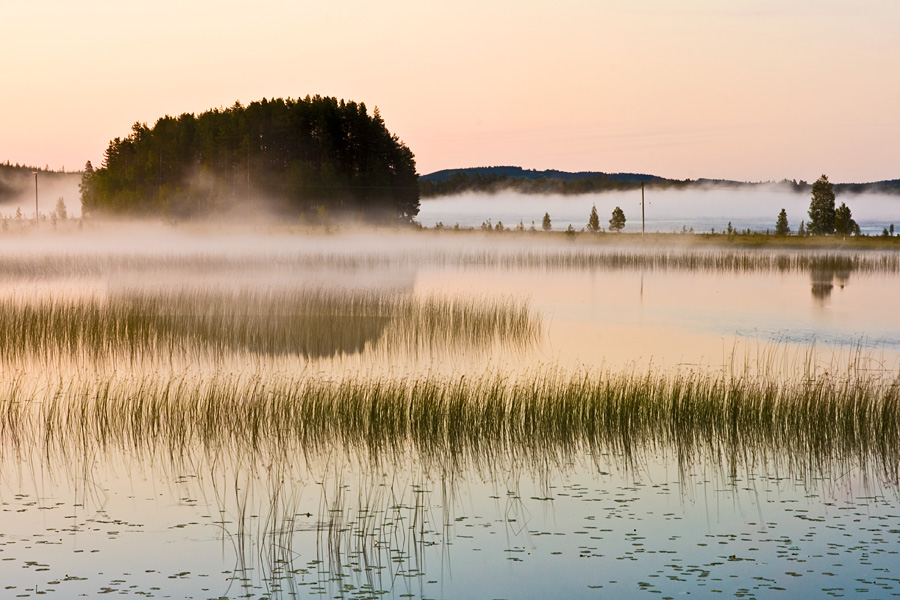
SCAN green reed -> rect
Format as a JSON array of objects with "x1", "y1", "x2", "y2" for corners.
[
  {"x1": 0, "y1": 288, "x2": 540, "y2": 362},
  {"x1": 4, "y1": 363, "x2": 898, "y2": 486}
]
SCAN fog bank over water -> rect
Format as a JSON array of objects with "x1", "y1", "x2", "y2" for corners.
[{"x1": 419, "y1": 189, "x2": 900, "y2": 235}]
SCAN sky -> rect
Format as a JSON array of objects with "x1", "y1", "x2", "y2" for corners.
[{"x1": 1, "y1": 0, "x2": 898, "y2": 182}]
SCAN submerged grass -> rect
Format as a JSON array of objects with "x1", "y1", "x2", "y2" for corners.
[
  {"x1": 0, "y1": 287, "x2": 540, "y2": 362},
  {"x1": 4, "y1": 363, "x2": 898, "y2": 486}
]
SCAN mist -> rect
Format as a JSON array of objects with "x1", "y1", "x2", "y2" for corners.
[
  {"x1": 0, "y1": 170, "x2": 81, "y2": 218},
  {"x1": 418, "y1": 188, "x2": 900, "y2": 235}
]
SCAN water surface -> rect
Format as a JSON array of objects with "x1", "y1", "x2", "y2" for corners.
[{"x1": 1, "y1": 228, "x2": 898, "y2": 599}]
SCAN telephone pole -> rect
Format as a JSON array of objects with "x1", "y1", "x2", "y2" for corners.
[
  {"x1": 641, "y1": 182, "x2": 645, "y2": 237},
  {"x1": 33, "y1": 171, "x2": 39, "y2": 226}
]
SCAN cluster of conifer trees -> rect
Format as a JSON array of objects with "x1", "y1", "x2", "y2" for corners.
[{"x1": 80, "y1": 96, "x2": 419, "y2": 222}]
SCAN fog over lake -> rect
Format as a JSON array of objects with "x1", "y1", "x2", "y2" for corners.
[
  {"x1": 2, "y1": 226, "x2": 900, "y2": 599},
  {"x1": 418, "y1": 188, "x2": 900, "y2": 235}
]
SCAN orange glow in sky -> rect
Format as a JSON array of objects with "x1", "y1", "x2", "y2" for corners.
[{"x1": 1, "y1": 0, "x2": 898, "y2": 182}]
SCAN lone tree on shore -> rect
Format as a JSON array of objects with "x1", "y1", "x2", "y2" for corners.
[
  {"x1": 807, "y1": 174, "x2": 836, "y2": 235},
  {"x1": 587, "y1": 204, "x2": 600, "y2": 233},
  {"x1": 609, "y1": 206, "x2": 626, "y2": 232},
  {"x1": 775, "y1": 208, "x2": 790, "y2": 235},
  {"x1": 542, "y1": 212, "x2": 552, "y2": 231},
  {"x1": 834, "y1": 202, "x2": 859, "y2": 236}
]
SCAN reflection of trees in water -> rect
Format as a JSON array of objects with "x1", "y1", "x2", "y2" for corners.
[{"x1": 810, "y1": 267, "x2": 851, "y2": 302}]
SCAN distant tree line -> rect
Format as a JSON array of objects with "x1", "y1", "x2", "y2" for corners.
[
  {"x1": 0, "y1": 163, "x2": 76, "y2": 204},
  {"x1": 419, "y1": 168, "x2": 900, "y2": 199},
  {"x1": 81, "y1": 96, "x2": 420, "y2": 222},
  {"x1": 419, "y1": 171, "x2": 690, "y2": 197},
  {"x1": 774, "y1": 174, "x2": 862, "y2": 237}
]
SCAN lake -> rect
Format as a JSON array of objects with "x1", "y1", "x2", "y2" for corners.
[{"x1": 1, "y1": 226, "x2": 899, "y2": 599}]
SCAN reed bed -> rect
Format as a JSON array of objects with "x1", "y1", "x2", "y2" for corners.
[
  {"x1": 406, "y1": 247, "x2": 896, "y2": 275},
  {"x1": 0, "y1": 246, "x2": 897, "y2": 280},
  {"x1": 0, "y1": 287, "x2": 540, "y2": 363},
  {"x1": 3, "y1": 365, "x2": 898, "y2": 486}
]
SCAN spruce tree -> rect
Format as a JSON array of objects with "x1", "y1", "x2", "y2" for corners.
[
  {"x1": 808, "y1": 174, "x2": 836, "y2": 235},
  {"x1": 834, "y1": 202, "x2": 857, "y2": 236},
  {"x1": 587, "y1": 204, "x2": 600, "y2": 233},
  {"x1": 775, "y1": 208, "x2": 790, "y2": 235},
  {"x1": 609, "y1": 206, "x2": 626, "y2": 232}
]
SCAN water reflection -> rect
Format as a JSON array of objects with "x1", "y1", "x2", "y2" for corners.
[
  {"x1": 3, "y1": 366, "x2": 899, "y2": 600},
  {"x1": 810, "y1": 266, "x2": 851, "y2": 302},
  {"x1": 0, "y1": 234, "x2": 898, "y2": 598}
]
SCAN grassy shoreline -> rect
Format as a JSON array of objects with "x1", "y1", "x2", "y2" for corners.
[{"x1": 416, "y1": 225, "x2": 900, "y2": 248}]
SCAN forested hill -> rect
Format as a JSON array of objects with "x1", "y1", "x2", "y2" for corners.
[
  {"x1": 421, "y1": 166, "x2": 664, "y2": 183},
  {"x1": 420, "y1": 166, "x2": 694, "y2": 197},
  {"x1": 81, "y1": 96, "x2": 420, "y2": 222},
  {"x1": 419, "y1": 166, "x2": 900, "y2": 198}
]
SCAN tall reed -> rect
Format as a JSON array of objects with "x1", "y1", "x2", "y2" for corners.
[
  {"x1": 3, "y1": 363, "x2": 897, "y2": 487},
  {"x1": 0, "y1": 287, "x2": 540, "y2": 363}
]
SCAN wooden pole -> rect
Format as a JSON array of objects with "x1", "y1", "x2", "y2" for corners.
[{"x1": 33, "y1": 171, "x2": 39, "y2": 226}]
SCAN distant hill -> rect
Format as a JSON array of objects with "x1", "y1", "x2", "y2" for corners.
[
  {"x1": 419, "y1": 166, "x2": 673, "y2": 197},
  {"x1": 420, "y1": 166, "x2": 664, "y2": 184},
  {"x1": 419, "y1": 166, "x2": 900, "y2": 198},
  {"x1": 837, "y1": 179, "x2": 900, "y2": 195}
]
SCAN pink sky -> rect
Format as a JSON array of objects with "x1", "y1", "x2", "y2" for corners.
[{"x1": 1, "y1": 0, "x2": 898, "y2": 182}]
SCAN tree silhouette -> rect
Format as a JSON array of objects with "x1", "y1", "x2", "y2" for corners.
[
  {"x1": 775, "y1": 208, "x2": 790, "y2": 235},
  {"x1": 80, "y1": 97, "x2": 419, "y2": 223},
  {"x1": 834, "y1": 202, "x2": 858, "y2": 236},
  {"x1": 542, "y1": 212, "x2": 552, "y2": 231},
  {"x1": 609, "y1": 206, "x2": 626, "y2": 232},
  {"x1": 54, "y1": 197, "x2": 68, "y2": 221},
  {"x1": 587, "y1": 204, "x2": 600, "y2": 233},
  {"x1": 808, "y1": 174, "x2": 836, "y2": 235}
]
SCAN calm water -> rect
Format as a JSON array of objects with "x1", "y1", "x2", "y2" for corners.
[{"x1": 1, "y1": 228, "x2": 899, "y2": 599}]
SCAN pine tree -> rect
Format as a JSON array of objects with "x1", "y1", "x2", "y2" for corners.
[
  {"x1": 834, "y1": 202, "x2": 857, "y2": 236},
  {"x1": 542, "y1": 212, "x2": 552, "y2": 231},
  {"x1": 587, "y1": 204, "x2": 600, "y2": 233},
  {"x1": 79, "y1": 161, "x2": 95, "y2": 216},
  {"x1": 55, "y1": 197, "x2": 68, "y2": 221},
  {"x1": 609, "y1": 206, "x2": 626, "y2": 232},
  {"x1": 775, "y1": 208, "x2": 790, "y2": 235},
  {"x1": 808, "y1": 174, "x2": 836, "y2": 235}
]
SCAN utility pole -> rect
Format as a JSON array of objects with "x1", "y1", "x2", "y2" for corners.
[
  {"x1": 641, "y1": 182, "x2": 645, "y2": 237},
  {"x1": 33, "y1": 171, "x2": 39, "y2": 226}
]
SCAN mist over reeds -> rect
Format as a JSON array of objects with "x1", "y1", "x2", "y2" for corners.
[{"x1": 0, "y1": 245, "x2": 895, "y2": 281}]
